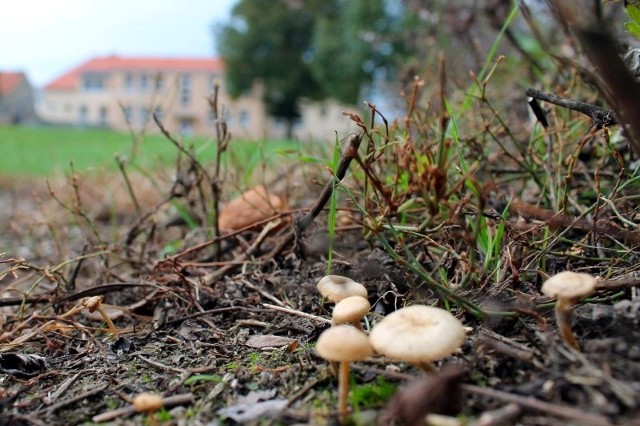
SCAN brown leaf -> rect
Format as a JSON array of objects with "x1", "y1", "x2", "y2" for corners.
[
  {"x1": 382, "y1": 365, "x2": 465, "y2": 426},
  {"x1": 245, "y1": 334, "x2": 296, "y2": 349},
  {"x1": 218, "y1": 186, "x2": 283, "y2": 231}
]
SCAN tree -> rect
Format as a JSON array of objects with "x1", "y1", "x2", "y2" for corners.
[
  {"x1": 216, "y1": 0, "x2": 404, "y2": 138},
  {"x1": 311, "y1": 0, "x2": 399, "y2": 105},
  {"x1": 217, "y1": 0, "x2": 336, "y2": 138}
]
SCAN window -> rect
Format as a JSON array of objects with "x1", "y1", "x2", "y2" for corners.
[
  {"x1": 124, "y1": 73, "x2": 133, "y2": 92},
  {"x1": 180, "y1": 74, "x2": 191, "y2": 106},
  {"x1": 78, "y1": 105, "x2": 88, "y2": 126},
  {"x1": 239, "y1": 109, "x2": 249, "y2": 127},
  {"x1": 140, "y1": 74, "x2": 149, "y2": 92},
  {"x1": 82, "y1": 74, "x2": 105, "y2": 91},
  {"x1": 154, "y1": 74, "x2": 164, "y2": 92},
  {"x1": 99, "y1": 106, "x2": 108, "y2": 127},
  {"x1": 179, "y1": 119, "x2": 192, "y2": 135},
  {"x1": 140, "y1": 107, "x2": 149, "y2": 123}
]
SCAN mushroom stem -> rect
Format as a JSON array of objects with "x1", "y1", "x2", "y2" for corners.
[
  {"x1": 555, "y1": 300, "x2": 579, "y2": 350},
  {"x1": 414, "y1": 361, "x2": 437, "y2": 374},
  {"x1": 338, "y1": 360, "x2": 350, "y2": 423},
  {"x1": 96, "y1": 306, "x2": 119, "y2": 339}
]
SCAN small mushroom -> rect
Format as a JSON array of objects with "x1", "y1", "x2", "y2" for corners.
[
  {"x1": 83, "y1": 296, "x2": 119, "y2": 339},
  {"x1": 316, "y1": 325, "x2": 373, "y2": 422},
  {"x1": 369, "y1": 305, "x2": 466, "y2": 372},
  {"x1": 317, "y1": 275, "x2": 367, "y2": 303},
  {"x1": 541, "y1": 271, "x2": 597, "y2": 350},
  {"x1": 133, "y1": 392, "x2": 164, "y2": 426},
  {"x1": 332, "y1": 296, "x2": 371, "y2": 331}
]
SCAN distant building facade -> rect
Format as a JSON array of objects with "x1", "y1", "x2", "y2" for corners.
[
  {"x1": 0, "y1": 71, "x2": 37, "y2": 124},
  {"x1": 38, "y1": 55, "x2": 356, "y2": 140}
]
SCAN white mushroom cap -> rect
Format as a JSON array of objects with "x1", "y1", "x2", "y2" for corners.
[
  {"x1": 332, "y1": 296, "x2": 371, "y2": 325},
  {"x1": 541, "y1": 271, "x2": 596, "y2": 301},
  {"x1": 317, "y1": 275, "x2": 368, "y2": 302},
  {"x1": 316, "y1": 325, "x2": 373, "y2": 362},
  {"x1": 369, "y1": 305, "x2": 466, "y2": 364}
]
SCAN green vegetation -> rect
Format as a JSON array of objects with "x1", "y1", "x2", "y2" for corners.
[
  {"x1": 183, "y1": 374, "x2": 223, "y2": 386},
  {"x1": 0, "y1": 125, "x2": 301, "y2": 177},
  {"x1": 626, "y1": 3, "x2": 640, "y2": 38},
  {"x1": 348, "y1": 376, "x2": 397, "y2": 410}
]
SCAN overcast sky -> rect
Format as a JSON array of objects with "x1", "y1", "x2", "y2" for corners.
[{"x1": 0, "y1": 0, "x2": 237, "y2": 87}]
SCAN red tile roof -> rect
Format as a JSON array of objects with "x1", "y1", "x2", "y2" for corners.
[
  {"x1": 45, "y1": 55, "x2": 224, "y2": 91},
  {"x1": 0, "y1": 72, "x2": 25, "y2": 94}
]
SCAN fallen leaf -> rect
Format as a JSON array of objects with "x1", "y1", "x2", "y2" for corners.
[
  {"x1": 0, "y1": 353, "x2": 49, "y2": 378},
  {"x1": 217, "y1": 389, "x2": 287, "y2": 422},
  {"x1": 245, "y1": 334, "x2": 296, "y2": 349},
  {"x1": 218, "y1": 186, "x2": 283, "y2": 230}
]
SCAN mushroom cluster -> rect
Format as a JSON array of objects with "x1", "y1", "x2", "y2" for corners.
[
  {"x1": 313, "y1": 275, "x2": 468, "y2": 423},
  {"x1": 314, "y1": 275, "x2": 372, "y2": 422}
]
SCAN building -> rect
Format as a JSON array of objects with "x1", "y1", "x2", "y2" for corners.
[
  {"x1": 0, "y1": 71, "x2": 37, "y2": 124},
  {"x1": 38, "y1": 55, "x2": 357, "y2": 140}
]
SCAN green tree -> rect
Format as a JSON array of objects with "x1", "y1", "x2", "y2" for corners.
[
  {"x1": 216, "y1": 0, "x2": 402, "y2": 138},
  {"x1": 312, "y1": 0, "x2": 399, "y2": 104},
  {"x1": 217, "y1": 0, "x2": 335, "y2": 138}
]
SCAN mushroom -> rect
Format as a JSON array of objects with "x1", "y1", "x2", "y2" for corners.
[
  {"x1": 540, "y1": 271, "x2": 597, "y2": 350},
  {"x1": 316, "y1": 325, "x2": 373, "y2": 422},
  {"x1": 133, "y1": 392, "x2": 164, "y2": 426},
  {"x1": 83, "y1": 296, "x2": 119, "y2": 339},
  {"x1": 369, "y1": 305, "x2": 466, "y2": 372},
  {"x1": 317, "y1": 275, "x2": 367, "y2": 303},
  {"x1": 332, "y1": 296, "x2": 371, "y2": 331}
]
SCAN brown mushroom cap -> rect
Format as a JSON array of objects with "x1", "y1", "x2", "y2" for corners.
[
  {"x1": 332, "y1": 296, "x2": 371, "y2": 325},
  {"x1": 317, "y1": 275, "x2": 368, "y2": 302},
  {"x1": 316, "y1": 325, "x2": 373, "y2": 361},
  {"x1": 369, "y1": 305, "x2": 466, "y2": 364},
  {"x1": 82, "y1": 295, "x2": 105, "y2": 312},
  {"x1": 133, "y1": 393, "x2": 164, "y2": 413},
  {"x1": 541, "y1": 271, "x2": 597, "y2": 301}
]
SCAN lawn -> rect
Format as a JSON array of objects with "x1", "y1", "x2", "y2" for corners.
[{"x1": 0, "y1": 125, "x2": 303, "y2": 177}]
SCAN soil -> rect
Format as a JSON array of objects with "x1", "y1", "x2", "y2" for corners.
[{"x1": 1, "y1": 171, "x2": 640, "y2": 426}]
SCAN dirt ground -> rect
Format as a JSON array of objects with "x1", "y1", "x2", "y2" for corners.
[{"x1": 1, "y1": 165, "x2": 640, "y2": 426}]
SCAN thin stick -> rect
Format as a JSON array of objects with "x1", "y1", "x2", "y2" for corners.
[
  {"x1": 44, "y1": 383, "x2": 109, "y2": 416},
  {"x1": 262, "y1": 303, "x2": 332, "y2": 324},
  {"x1": 525, "y1": 88, "x2": 617, "y2": 127},
  {"x1": 137, "y1": 354, "x2": 188, "y2": 374}
]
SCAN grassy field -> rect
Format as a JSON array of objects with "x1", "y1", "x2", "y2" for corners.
[{"x1": 0, "y1": 125, "x2": 304, "y2": 177}]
